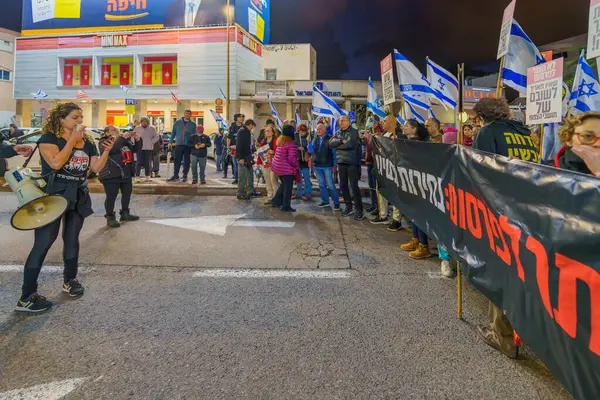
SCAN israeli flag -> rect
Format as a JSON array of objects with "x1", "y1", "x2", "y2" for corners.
[
  {"x1": 268, "y1": 94, "x2": 284, "y2": 130},
  {"x1": 426, "y1": 58, "x2": 459, "y2": 109},
  {"x1": 120, "y1": 85, "x2": 129, "y2": 94},
  {"x1": 31, "y1": 89, "x2": 48, "y2": 99},
  {"x1": 396, "y1": 112, "x2": 405, "y2": 126},
  {"x1": 367, "y1": 77, "x2": 386, "y2": 119},
  {"x1": 394, "y1": 50, "x2": 436, "y2": 110},
  {"x1": 295, "y1": 108, "x2": 301, "y2": 127},
  {"x1": 569, "y1": 51, "x2": 600, "y2": 115},
  {"x1": 312, "y1": 85, "x2": 346, "y2": 119},
  {"x1": 210, "y1": 109, "x2": 227, "y2": 129},
  {"x1": 404, "y1": 99, "x2": 428, "y2": 123},
  {"x1": 502, "y1": 20, "x2": 545, "y2": 96}
]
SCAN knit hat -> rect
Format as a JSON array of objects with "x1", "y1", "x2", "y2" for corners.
[
  {"x1": 282, "y1": 125, "x2": 295, "y2": 139},
  {"x1": 442, "y1": 127, "x2": 458, "y2": 144},
  {"x1": 196, "y1": 125, "x2": 204, "y2": 133}
]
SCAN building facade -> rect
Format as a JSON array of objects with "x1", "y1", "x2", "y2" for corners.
[{"x1": 0, "y1": 28, "x2": 18, "y2": 128}]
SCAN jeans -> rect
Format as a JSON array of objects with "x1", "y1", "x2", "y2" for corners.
[
  {"x1": 216, "y1": 153, "x2": 224, "y2": 171},
  {"x1": 367, "y1": 164, "x2": 377, "y2": 207},
  {"x1": 22, "y1": 209, "x2": 84, "y2": 299},
  {"x1": 261, "y1": 165, "x2": 279, "y2": 199},
  {"x1": 338, "y1": 164, "x2": 363, "y2": 213},
  {"x1": 152, "y1": 152, "x2": 160, "y2": 174},
  {"x1": 315, "y1": 167, "x2": 339, "y2": 205},
  {"x1": 296, "y1": 167, "x2": 313, "y2": 196},
  {"x1": 412, "y1": 222, "x2": 428, "y2": 245},
  {"x1": 237, "y1": 162, "x2": 252, "y2": 197},
  {"x1": 173, "y1": 145, "x2": 191, "y2": 178},
  {"x1": 272, "y1": 175, "x2": 294, "y2": 210},
  {"x1": 103, "y1": 180, "x2": 133, "y2": 215},
  {"x1": 135, "y1": 150, "x2": 152, "y2": 177},
  {"x1": 191, "y1": 156, "x2": 207, "y2": 182}
]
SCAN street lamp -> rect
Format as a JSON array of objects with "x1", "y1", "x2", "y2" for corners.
[{"x1": 224, "y1": 1, "x2": 233, "y2": 125}]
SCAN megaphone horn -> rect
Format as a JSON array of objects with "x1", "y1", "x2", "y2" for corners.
[{"x1": 4, "y1": 167, "x2": 68, "y2": 231}]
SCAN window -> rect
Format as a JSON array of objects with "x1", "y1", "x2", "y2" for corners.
[
  {"x1": 0, "y1": 40, "x2": 13, "y2": 53},
  {"x1": 101, "y1": 56, "x2": 133, "y2": 86},
  {"x1": 62, "y1": 58, "x2": 92, "y2": 86},
  {"x1": 265, "y1": 69, "x2": 277, "y2": 81},
  {"x1": 140, "y1": 55, "x2": 178, "y2": 86},
  {"x1": 0, "y1": 69, "x2": 11, "y2": 81}
]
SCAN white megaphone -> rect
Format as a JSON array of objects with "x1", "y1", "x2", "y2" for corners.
[{"x1": 4, "y1": 167, "x2": 68, "y2": 231}]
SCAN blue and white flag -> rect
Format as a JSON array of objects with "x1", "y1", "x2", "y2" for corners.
[
  {"x1": 295, "y1": 108, "x2": 301, "y2": 127},
  {"x1": 120, "y1": 85, "x2": 129, "y2": 94},
  {"x1": 312, "y1": 85, "x2": 346, "y2": 119},
  {"x1": 396, "y1": 112, "x2": 405, "y2": 126},
  {"x1": 502, "y1": 20, "x2": 545, "y2": 96},
  {"x1": 426, "y1": 58, "x2": 459, "y2": 109},
  {"x1": 404, "y1": 99, "x2": 428, "y2": 123},
  {"x1": 31, "y1": 89, "x2": 48, "y2": 99},
  {"x1": 569, "y1": 50, "x2": 600, "y2": 115},
  {"x1": 394, "y1": 50, "x2": 436, "y2": 111},
  {"x1": 268, "y1": 94, "x2": 283, "y2": 130},
  {"x1": 367, "y1": 77, "x2": 386, "y2": 119},
  {"x1": 210, "y1": 109, "x2": 227, "y2": 129}
]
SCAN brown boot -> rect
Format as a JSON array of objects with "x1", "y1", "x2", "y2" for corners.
[
  {"x1": 477, "y1": 325, "x2": 518, "y2": 359},
  {"x1": 409, "y1": 243, "x2": 432, "y2": 259},
  {"x1": 400, "y1": 237, "x2": 419, "y2": 252}
]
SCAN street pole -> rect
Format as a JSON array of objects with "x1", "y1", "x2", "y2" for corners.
[{"x1": 226, "y1": 0, "x2": 231, "y2": 125}]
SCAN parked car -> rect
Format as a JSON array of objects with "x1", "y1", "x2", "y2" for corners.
[
  {"x1": 159, "y1": 131, "x2": 217, "y2": 161},
  {"x1": 0, "y1": 127, "x2": 38, "y2": 143}
]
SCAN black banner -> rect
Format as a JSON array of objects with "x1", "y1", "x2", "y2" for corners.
[{"x1": 373, "y1": 136, "x2": 600, "y2": 400}]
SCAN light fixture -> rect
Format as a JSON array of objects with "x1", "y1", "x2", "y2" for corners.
[
  {"x1": 460, "y1": 111, "x2": 469, "y2": 123},
  {"x1": 198, "y1": 101, "x2": 203, "y2": 104},
  {"x1": 154, "y1": 100, "x2": 158, "y2": 103}
]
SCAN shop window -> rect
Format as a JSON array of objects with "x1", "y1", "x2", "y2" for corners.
[
  {"x1": 62, "y1": 58, "x2": 92, "y2": 86},
  {"x1": 0, "y1": 40, "x2": 13, "y2": 53},
  {"x1": 101, "y1": 57, "x2": 133, "y2": 86},
  {"x1": 106, "y1": 110, "x2": 129, "y2": 127},
  {"x1": 141, "y1": 55, "x2": 178, "y2": 85},
  {"x1": 265, "y1": 68, "x2": 277, "y2": 81},
  {"x1": 0, "y1": 69, "x2": 11, "y2": 81}
]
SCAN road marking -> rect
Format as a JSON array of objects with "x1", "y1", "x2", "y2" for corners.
[
  {"x1": 0, "y1": 265, "x2": 62, "y2": 273},
  {"x1": 0, "y1": 377, "x2": 89, "y2": 400},
  {"x1": 192, "y1": 269, "x2": 352, "y2": 278},
  {"x1": 148, "y1": 215, "x2": 295, "y2": 236}
]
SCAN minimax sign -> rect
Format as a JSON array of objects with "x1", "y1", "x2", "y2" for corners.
[{"x1": 101, "y1": 35, "x2": 129, "y2": 48}]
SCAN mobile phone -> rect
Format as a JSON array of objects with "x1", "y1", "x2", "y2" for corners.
[{"x1": 76, "y1": 124, "x2": 84, "y2": 132}]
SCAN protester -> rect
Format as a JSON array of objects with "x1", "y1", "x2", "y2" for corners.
[
  {"x1": 235, "y1": 119, "x2": 256, "y2": 200},
  {"x1": 168, "y1": 110, "x2": 197, "y2": 182},
  {"x1": 294, "y1": 123, "x2": 312, "y2": 200},
  {"x1": 9, "y1": 123, "x2": 24, "y2": 139},
  {"x1": 271, "y1": 125, "x2": 299, "y2": 212},
  {"x1": 133, "y1": 116, "x2": 159, "y2": 183},
  {"x1": 462, "y1": 124, "x2": 475, "y2": 147},
  {"x1": 438, "y1": 127, "x2": 460, "y2": 277},
  {"x1": 98, "y1": 125, "x2": 139, "y2": 228},
  {"x1": 310, "y1": 123, "x2": 340, "y2": 210},
  {"x1": 425, "y1": 118, "x2": 443, "y2": 143},
  {"x1": 400, "y1": 120, "x2": 432, "y2": 259},
  {"x1": 257, "y1": 125, "x2": 279, "y2": 204},
  {"x1": 442, "y1": 127, "x2": 458, "y2": 145},
  {"x1": 556, "y1": 111, "x2": 600, "y2": 176},
  {"x1": 188, "y1": 125, "x2": 212, "y2": 185},
  {"x1": 16, "y1": 103, "x2": 113, "y2": 313},
  {"x1": 0, "y1": 142, "x2": 32, "y2": 158},
  {"x1": 363, "y1": 122, "x2": 383, "y2": 215},
  {"x1": 472, "y1": 97, "x2": 540, "y2": 359},
  {"x1": 227, "y1": 113, "x2": 245, "y2": 184},
  {"x1": 151, "y1": 131, "x2": 163, "y2": 178},
  {"x1": 214, "y1": 127, "x2": 225, "y2": 172},
  {"x1": 330, "y1": 115, "x2": 364, "y2": 220}
]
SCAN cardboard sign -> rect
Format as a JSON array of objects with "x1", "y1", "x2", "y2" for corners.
[
  {"x1": 588, "y1": 0, "x2": 600, "y2": 59},
  {"x1": 497, "y1": 0, "x2": 516, "y2": 59},
  {"x1": 526, "y1": 58, "x2": 564, "y2": 125},
  {"x1": 380, "y1": 54, "x2": 396, "y2": 106}
]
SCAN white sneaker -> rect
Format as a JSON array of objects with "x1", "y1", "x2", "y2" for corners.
[
  {"x1": 145, "y1": 176, "x2": 151, "y2": 182},
  {"x1": 134, "y1": 177, "x2": 141, "y2": 184},
  {"x1": 441, "y1": 260, "x2": 454, "y2": 278}
]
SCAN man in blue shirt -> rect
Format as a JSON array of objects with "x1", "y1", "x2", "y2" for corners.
[{"x1": 168, "y1": 110, "x2": 197, "y2": 183}]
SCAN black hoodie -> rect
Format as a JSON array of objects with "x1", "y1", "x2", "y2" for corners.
[{"x1": 474, "y1": 120, "x2": 540, "y2": 163}]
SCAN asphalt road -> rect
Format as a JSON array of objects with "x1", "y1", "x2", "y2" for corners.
[{"x1": 0, "y1": 194, "x2": 573, "y2": 399}]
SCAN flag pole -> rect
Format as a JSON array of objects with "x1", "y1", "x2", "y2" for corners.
[
  {"x1": 456, "y1": 62, "x2": 464, "y2": 320},
  {"x1": 495, "y1": 57, "x2": 505, "y2": 98}
]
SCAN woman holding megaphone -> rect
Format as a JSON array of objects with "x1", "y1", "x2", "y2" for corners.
[{"x1": 16, "y1": 103, "x2": 114, "y2": 313}]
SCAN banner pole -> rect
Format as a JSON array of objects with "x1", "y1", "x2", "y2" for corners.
[
  {"x1": 538, "y1": 123, "x2": 545, "y2": 163},
  {"x1": 496, "y1": 56, "x2": 505, "y2": 98},
  {"x1": 456, "y1": 63, "x2": 464, "y2": 320}
]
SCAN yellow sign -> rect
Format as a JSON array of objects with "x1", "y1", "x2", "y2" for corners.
[
  {"x1": 54, "y1": 0, "x2": 81, "y2": 19},
  {"x1": 125, "y1": 105, "x2": 135, "y2": 115}
]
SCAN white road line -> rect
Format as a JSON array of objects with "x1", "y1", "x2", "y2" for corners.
[
  {"x1": 0, "y1": 265, "x2": 63, "y2": 273},
  {"x1": 232, "y1": 220, "x2": 295, "y2": 228},
  {"x1": 192, "y1": 269, "x2": 352, "y2": 279},
  {"x1": 0, "y1": 377, "x2": 89, "y2": 400}
]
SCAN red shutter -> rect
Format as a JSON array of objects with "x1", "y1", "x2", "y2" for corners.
[
  {"x1": 80, "y1": 65, "x2": 90, "y2": 86},
  {"x1": 63, "y1": 65, "x2": 73, "y2": 86},
  {"x1": 101, "y1": 64, "x2": 111, "y2": 85},
  {"x1": 162, "y1": 63, "x2": 173, "y2": 85},
  {"x1": 120, "y1": 64, "x2": 130, "y2": 85},
  {"x1": 142, "y1": 63, "x2": 153, "y2": 85}
]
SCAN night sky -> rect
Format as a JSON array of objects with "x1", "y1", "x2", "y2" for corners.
[{"x1": 1, "y1": 0, "x2": 590, "y2": 79}]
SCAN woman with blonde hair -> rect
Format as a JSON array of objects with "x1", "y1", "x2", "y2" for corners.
[
  {"x1": 256, "y1": 125, "x2": 279, "y2": 204},
  {"x1": 15, "y1": 103, "x2": 114, "y2": 313}
]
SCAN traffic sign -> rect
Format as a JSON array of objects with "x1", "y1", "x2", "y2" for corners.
[
  {"x1": 125, "y1": 99, "x2": 135, "y2": 106},
  {"x1": 215, "y1": 98, "x2": 224, "y2": 106}
]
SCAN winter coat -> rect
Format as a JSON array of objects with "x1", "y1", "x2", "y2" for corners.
[
  {"x1": 329, "y1": 126, "x2": 360, "y2": 165},
  {"x1": 171, "y1": 118, "x2": 197, "y2": 146},
  {"x1": 474, "y1": 119, "x2": 539, "y2": 162},
  {"x1": 310, "y1": 135, "x2": 335, "y2": 168},
  {"x1": 271, "y1": 141, "x2": 299, "y2": 177},
  {"x1": 554, "y1": 146, "x2": 593, "y2": 175}
]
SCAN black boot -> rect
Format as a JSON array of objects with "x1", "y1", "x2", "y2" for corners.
[
  {"x1": 105, "y1": 214, "x2": 121, "y2": 228},
  {"x1": 120, "y1": 209, "x2": 140, "y2": 222}
]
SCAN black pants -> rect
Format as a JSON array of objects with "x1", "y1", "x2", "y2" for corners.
[
  {"x1": 367, "y1": 164, "x2": 378, "y2": 207},
  {"x1": 135, "y1": 150, "x2": 152, "y2": 177},
  {"x1": 173, "y1": 145, "x2": 191, "y2": 178},
  {"x1": 103, "y1": 180, "x2": 133, "y2": 215},
  {"x1": 22, "y1": 210, "x2": 84, "y2": 299},
  {"x1": 339, "y1": 164, "x2": 363, "y2": 213},
  {"x1": 272, "y1": 175, "x2": 294, "y2": 211}
]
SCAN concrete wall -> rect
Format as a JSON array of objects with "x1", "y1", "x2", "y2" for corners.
[
  {"x1": 261, "y1": 44, "x2": 315, "y2": 81},
  {"x1": 0, "y1": 29, "x2": 18, "y2": 128}
]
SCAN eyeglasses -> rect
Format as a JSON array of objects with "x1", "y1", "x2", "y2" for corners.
[{"x1": 576, "y1": 132, "x2": 600, "y2": 145}]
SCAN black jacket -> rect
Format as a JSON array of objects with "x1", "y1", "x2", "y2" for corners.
[
  {"x1": 474, "y1": 120, "x2": 539, "y2": 162},
  {"x1": 188, "y1": 134, "x2": 212, "y2": 158},
  {"x1": 295, "y1": 132, "x2": 311, "y2": 168},
  {"x1": 235, "y1": 126, "x2": 253, "y2": 162},
  {"x1": 227, "y1": 123, "x2": 243, "y2": 146},
  {"x1": 0, "y1": 143, "x2": 17, "y2": 158},
  {"x1": 555, "y1": 146, "x2": 592, "y2": 174},
  {"x1": 311, "y1": 135, "x2": 335, "y2": 167},
  {"x1": 98, "y1": 136, "x2": 135, "y2": 182},
  {"x1": 329, "y1": 126, "x2": 360, "y2": 165}
]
